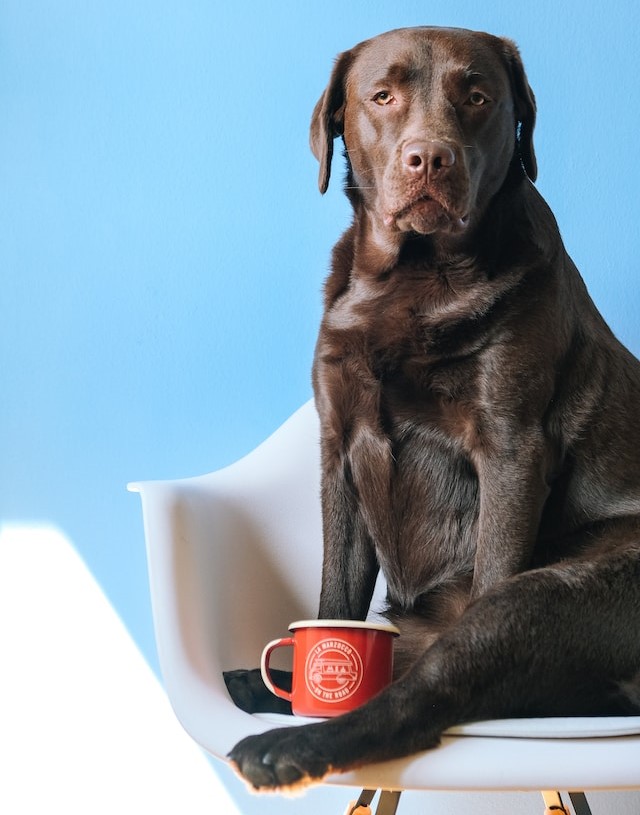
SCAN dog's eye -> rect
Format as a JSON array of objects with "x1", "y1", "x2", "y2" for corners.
[
  {"x1": 468, "y1": 91, "x2": 489, "y2": 106},
  {"x1": 373, "y1": 91, "x2": 395, "y2": 106}
]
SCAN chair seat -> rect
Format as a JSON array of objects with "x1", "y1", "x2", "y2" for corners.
[
  {"x1": 256, "y1": 711, "x2": 640, "y2": 740},
  {"x1": 129, "y1": 400, "x2": 640, "y2": 792}
]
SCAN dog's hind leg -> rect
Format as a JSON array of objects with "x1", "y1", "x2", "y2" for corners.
[{"x1": 228, "y1": 546, "x2": 640, "y2": 789}]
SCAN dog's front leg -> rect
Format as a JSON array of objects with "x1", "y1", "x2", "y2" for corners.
[
  {"x1": 317, "y1": 446, "x2": 380, "y2": 619},
  {"x1": 471, "y1": 426, "x2": 551, "y2": 597},
  {"x1": 314, "y1": 357, "x2": 390, "y2": 620}
]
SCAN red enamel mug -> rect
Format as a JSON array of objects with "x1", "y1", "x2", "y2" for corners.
[{"x1": 260, "y1": 619, "x2": 400, "y2": 717}]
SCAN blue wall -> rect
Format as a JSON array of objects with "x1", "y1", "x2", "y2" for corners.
[{"x1": 1, "y1": 0, "x2": 639, "y2": 681}]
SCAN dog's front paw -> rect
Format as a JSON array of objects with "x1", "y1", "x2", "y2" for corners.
[
  {"x1": 228, "y1": 725, "x2": 331, "y2": 791},
  {"x1": 223, "y1": 668, "x2": 292, "y2": 715}
]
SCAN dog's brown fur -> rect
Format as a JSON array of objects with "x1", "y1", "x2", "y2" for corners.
[{"x1": 227, "y1": 26, "x2": 640, "y2": 790}]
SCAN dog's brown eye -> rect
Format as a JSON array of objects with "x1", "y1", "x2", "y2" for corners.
[
  {"x1": 468, "y1": 91, "x2": 488, "y2": 106},
  {"x1": 373, "y1": 91, "x2": 394, "y2": 106}
]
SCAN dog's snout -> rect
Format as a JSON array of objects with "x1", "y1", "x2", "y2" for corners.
[{"x1": 401, "y1": 140, "x2": 456, "y2": 177}]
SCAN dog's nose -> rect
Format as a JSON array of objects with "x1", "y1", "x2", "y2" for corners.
[{"x1": 402, "y1": 140, "x2": 456, "y2": 177}]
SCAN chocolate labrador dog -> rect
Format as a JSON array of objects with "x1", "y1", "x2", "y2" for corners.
[{"x1": 226, "y1": 26, "x2": 640, "y2": 790}]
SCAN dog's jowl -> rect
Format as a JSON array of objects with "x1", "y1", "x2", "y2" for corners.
[{"x1": 226, "y1": 26, "x2": 640, "y2": 791}]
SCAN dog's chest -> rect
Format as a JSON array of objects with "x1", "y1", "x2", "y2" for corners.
[
  {"x1": 324, "y1": 269, "x2": 490, "y2": 376},
  {"x1": 319, "y1": 269, "x2": 489, "y2": 473}
]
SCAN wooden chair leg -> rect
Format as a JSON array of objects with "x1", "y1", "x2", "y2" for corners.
[
  {"x1": 541, "y1": 790, "x2": 571, "y2": 814},
  {"x1": 541, "y1": 790, "x2": 593, "y2": 815},
  {"x1": 345, "y1": 789, "x2": 402, "y2": 815},
  {"x1": 348, "y1": 787, "x2": 591, "y2": 815},
  {"x1": 345, "y1": 788, "x2": 376, "y2": 815}
]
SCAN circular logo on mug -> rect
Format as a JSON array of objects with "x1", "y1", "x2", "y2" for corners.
[{"x1": 304, "y1": 638, "x2": 363, "y2": 703}]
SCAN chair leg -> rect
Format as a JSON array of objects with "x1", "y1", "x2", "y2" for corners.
[
  {"x1": 375, "y1": 791, "x2": 402, "y2": 815},
  {"x1": 541, "y1": 790, "x2": 571, "y2": 814},
  {"x1": 541, "y1": 791, "x2": 593, "y2": 815},
  {"x1": 567, "y1": 792, "x2": 593, "y2": 815},
  {"x1": 345, "y1": 789, "x2": 376, "y2": 815},
  {"x1": 347, "y1": 789, "x2": 592, "y2": 815},
  {"x1": 345, "y1": 789, "x2": 402, "y2": 815}
]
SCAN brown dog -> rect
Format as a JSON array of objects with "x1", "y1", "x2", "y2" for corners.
[{"x1": 226, "y1": 26, "x2": 640, "y2": 790}]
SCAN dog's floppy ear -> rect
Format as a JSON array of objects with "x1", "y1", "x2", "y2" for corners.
[
  {"x1": 502, "y1": 39, "x2": 537, "y2": 182},
  {"x1": 310, "y1": 50, "x2": 353, "y2": 194}
]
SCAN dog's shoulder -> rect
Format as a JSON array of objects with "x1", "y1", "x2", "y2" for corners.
[{"x1": 323, "y1": 226, "x2": 356, "y2": 308}]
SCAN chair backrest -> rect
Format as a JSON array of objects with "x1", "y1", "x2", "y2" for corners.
[{"x1": 132, "y1": 400, "x2": 325, "y2": 680}]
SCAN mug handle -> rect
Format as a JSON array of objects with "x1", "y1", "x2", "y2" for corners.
[{"x1": 260, "y1": 636, "x2": 294, "y2": 701}]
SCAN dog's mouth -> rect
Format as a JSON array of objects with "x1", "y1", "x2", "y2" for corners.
[{"x1": 384, "y1": 193, "x2": 469, "y2": 235}]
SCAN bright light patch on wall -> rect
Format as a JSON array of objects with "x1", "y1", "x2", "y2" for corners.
[{"x1": 0, "y1": 525, "x2": 241, "y2": 815}]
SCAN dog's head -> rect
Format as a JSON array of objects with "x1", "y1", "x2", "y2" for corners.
[{"x1": 310, "y1": 27, "x2": 536, "y2": 240}]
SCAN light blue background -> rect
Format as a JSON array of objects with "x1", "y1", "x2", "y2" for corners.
[{"x1": 1, "y1": 0, "x2": 639, "y2": 809}]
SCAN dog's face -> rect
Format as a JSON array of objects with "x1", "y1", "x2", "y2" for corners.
[{"x1": 311, "y1": 27, "x2": 537, "y2": 240}]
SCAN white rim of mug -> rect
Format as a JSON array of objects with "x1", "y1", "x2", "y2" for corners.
[{"x1": 288, "y1": 619, "x2": 400, "y2": 636}]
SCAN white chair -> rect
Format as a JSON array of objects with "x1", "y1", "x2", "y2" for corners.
[{"x1": 129, "y1": 400, "x2": 640, "y2": 815}]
